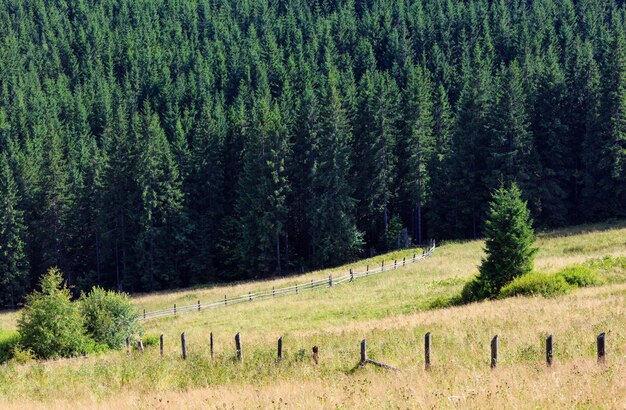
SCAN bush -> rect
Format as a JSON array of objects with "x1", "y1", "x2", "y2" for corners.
[
  {"x1": 9, "y1": 344, "x2": 34, "y2": 364},
  {"x1": 556, "y1": 265, "x2": 603, "y2": 287},
  {"x1": 0, "y1": 329, "x2": 19, "y2": 363},
  {"x1": 80, "y1": 287, "x2": 142, "y2": 350},
  {"x1": 17, "y1": 268, "x2": 90, "y2": 359},
  {"x1": 499, "y1": 272, "x2": 572, "y2": 298},
  {"x1": 461, "y1": 277, "x2": 491, "y2": 303}
]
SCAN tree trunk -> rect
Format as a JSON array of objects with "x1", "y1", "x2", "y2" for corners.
[{"x1": 276, "y1": 232, "x2": 282, "y2": 276}]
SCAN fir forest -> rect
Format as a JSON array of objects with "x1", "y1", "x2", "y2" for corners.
[{"x1": 1, "y1": 0, "x2": 625, "y2": 306}]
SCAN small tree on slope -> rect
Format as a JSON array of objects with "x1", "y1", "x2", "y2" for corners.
[{"x1": 466, "y1": 183, "x2": 538, "y2": 300}]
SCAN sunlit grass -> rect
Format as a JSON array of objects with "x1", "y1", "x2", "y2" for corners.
[{"x1": 0, "y1": 221, "x2": 624, "y2": 408}]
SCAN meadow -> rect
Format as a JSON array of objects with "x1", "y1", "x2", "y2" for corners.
[{"x1": 0, "y1": 221, "x2": 625, "y2": 409}]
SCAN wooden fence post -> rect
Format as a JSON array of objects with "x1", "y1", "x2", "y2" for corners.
[
  {"x1": 491, "y1": 335, "x2": 498, "y2": 368},
  {"x1": 425, "y1": 332, "x2": 431, "y2": 370},
  {"x1": 360, "y1": 339, "x2": 367, "y2": 366},
  {"x1": 181, "y1": 332, "x2": 187, "y2": 360},
  {"x1": 597, "y1": 333, "x2": 606, "y2": 363},
  {"x1": 546, "y1": 335, "x2": 553, "y2": 367},
  {"x1": 198, "y1": 300, "x2": 201, "y2": 311},
  {"x1": 126, "y1": 337, "x2": 130, "y2": 355},
  {"x1": 248, "y1": 292, "x2": 252, "y2": 301},
  {"x1": 143, "y1": 309, "x2": 146, "y2": 320},
  {"x1": 381, "y1": 260, "x2": 384, "y2": 271},
  {"x1": 403, "y1": 257, "x2": 405, "y2": 266},
  {"x1": 413, "y1": 253, "x2": 416, "y2": 261},
  {"x1": 350, "y1": 269, "x2": 353, "y2": 282},
  {"x1": 235, "y1": 332, "x2": 242, "y2": 361},
  {"x1": 272, "y1": 286, "x2": 275, "y2": 297},
  {"x1": 277, "y1": 337, "x2": 283, "y2": 362},
  {"x1": 328, "y1": 275, "x2": 332, "y2": 287},
  {"x1": 224, "y1": 295, "x2": 227, "y2": 305},
  {"x1": 160, "y1": 334, "x2": 164, "y2": 357},
  {"x1": 394, "y1": 259, "x2": 397, "y2": 269},
  {"x1": 210, "y1": 332, "x2": 214, "y2": 360},
  {"x1": 174, "y1": 304, "x2": 177, "y2": 315},
  {"x1": 366, "y1": 265, "x2": 369, "y2": 275},
  {"x1": 296, "y1": 284, "x2": 298, "y2": 294}
]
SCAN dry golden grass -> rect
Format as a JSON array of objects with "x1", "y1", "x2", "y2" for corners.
[{"x1": 0, "y1": 221, "x2": 624, "y2": 409}]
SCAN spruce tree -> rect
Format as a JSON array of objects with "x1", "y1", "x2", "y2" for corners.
[
  {"x1": 474, "y1": 183, "x2": 538, "y2": 298},
  {"x1": 0, "y1": 154, "x2": 29, "y2": 307},
  {"x1": 134, "y1": 103, "x2": 185, "y2": 290},
  {"x1": 309, "y1": 71, "x2": 363, "y2": 266},
  {"x1": 401, "y1": 65, "x2": 434, "y2": 245}
]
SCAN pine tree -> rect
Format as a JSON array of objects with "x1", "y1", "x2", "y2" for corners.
[
  {"x1": 134, "y1": 103, "x2": 185, "y2": 290},
  {"x1": 427, "y1": 84, "x2": 454, "y2": 239},
  {"x1": 352, "y1": 72, "x2": 400, "y2": 250},
  {"x1": 485, "y1": 60, "x2": 539, "y2": 207},
  {"x1": 533, "y1": 45, "x2": 572, "y2": 227},
  {"x1": 0, "y1": 154, "x2": 29, "y2": 307},
  {"x1": 187, "y1": 98, "x2": 225, "y2": 283},
  {"x1": 472, "y1": 183, "x2": 538, "y2": 299},
  {"x1": 309, "y1": 71, "x2": 363, "y2": 266},
  {"x1": 401, "y1": 65, "x2": 434, "y2": 245},
  {"x1": 236, "y1": 89, "x2": 290, "y2": 277},
  {"x1": 449, "y1": 42, "x2": 494, "y2": 238}
]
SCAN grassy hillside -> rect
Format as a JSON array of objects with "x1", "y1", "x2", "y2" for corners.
[{"x1": 0, "y1": 222, "x2": 625, "y2": 408}]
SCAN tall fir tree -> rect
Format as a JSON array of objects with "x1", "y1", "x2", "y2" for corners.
[
  {"x1": 485, "y1": 60, "x2": 539, "y2": 207},
  {"x1": 0, "y1": 154, "x2": 29, "y2": 307},
  {"x1": 309, "y1": 71, "x2": 363, "y2": 265},
  {"x1": 401, "y1": 65, "x2": 434, "y2": 245},
  {"x1": 470, "y1": 183, "x2": 537, "y2": 300},
  {"x1": 134, "y1": 103, "x2": 185, "y2": 290}
]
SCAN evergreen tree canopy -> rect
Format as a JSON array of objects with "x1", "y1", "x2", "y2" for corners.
[
  {"x1": 476, "y1": 183, "x2": 538, "y2": 298},
  {"x1": 0, "y1": 0, "x2": 623, "y2": 302}
]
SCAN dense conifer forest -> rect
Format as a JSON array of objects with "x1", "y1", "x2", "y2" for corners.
[{"x1": 0, "y1": 0, "x2": 624, "y2": 305}]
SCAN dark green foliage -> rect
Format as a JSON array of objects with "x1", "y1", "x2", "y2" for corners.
[
  {"x1": 470, "y1": 184, "x2": 538, "y2": 299},
  {"x1": 309, "y1": 72, "x2": 363, "y2": 265},
  {"x1": 0, "y1": 0, "x2": 624, "y2": 300},
  {"x1": 17, "y1": 269, "x2": 90, "y2": 359},
  {"x1": 0, "y1": 154, "x2": 29, "y2": 307},
  {"x1": 0, "y1": 330, "x2": 19, "y2": 363},
  {"x1": 80, "y1": 287, "x2": 142, "y2": 350}
]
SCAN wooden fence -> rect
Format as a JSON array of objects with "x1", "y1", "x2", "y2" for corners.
[
  {"x1": 128, "y1": 331, "x2": 610, "y2": 369},
  {"x1": 140, "y1": 241, "x2": 437, "y2": 321}
]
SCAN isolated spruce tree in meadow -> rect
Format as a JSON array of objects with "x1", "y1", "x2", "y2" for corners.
[{"x1": 473, "y1": 183, "x2": 538, "y2": 299}]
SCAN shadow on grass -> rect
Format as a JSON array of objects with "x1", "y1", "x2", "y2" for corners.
[{"x1": 537, "y1": 219, "x2": 626, "y2": 239}]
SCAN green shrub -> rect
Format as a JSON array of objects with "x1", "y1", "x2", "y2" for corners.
[
  {"x1": 583, "y1": 256, "x2": 626, "y2": 284},
  {"x1": 499, "y1": 272, "x2": 572, "y2": 298},
  {"x1": 0, "y1": 329, "x2": 19, "y2": 362},
  {"x1": 142, "y1": 334, "x2": 160, "y2": 347},
  {"x1": 17, "y1": 268, "x2": 91, "y2": 359},
  {"x1": 460, "y1": 276, "x2": 491, "y2": 303},
  {"x1": 556, "y1": 265, "x2": 603, "y2": 287},
  {"x1": 9, "y1": 344, "x2": 34, "y2": 364},
  {"x1": 80, "y1": 286, "x2": 142, "y2": 350}
]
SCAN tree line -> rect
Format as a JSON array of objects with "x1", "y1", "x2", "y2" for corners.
[{"x1": 0, "y1": 0, "x2": 625, "y2": 305}]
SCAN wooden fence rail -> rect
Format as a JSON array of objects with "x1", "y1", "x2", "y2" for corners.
[{"x1": 139, "y1": 242, "x2": 436, "y2": 321}]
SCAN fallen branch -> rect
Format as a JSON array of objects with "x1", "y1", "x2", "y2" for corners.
[{"x1": 366, "y1": 358, "x2": 401, "y2": 371}]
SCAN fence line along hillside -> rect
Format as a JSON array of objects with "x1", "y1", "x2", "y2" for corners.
[{"x1": 140, "y1": 241, "x2": 436, "y2": 321}]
